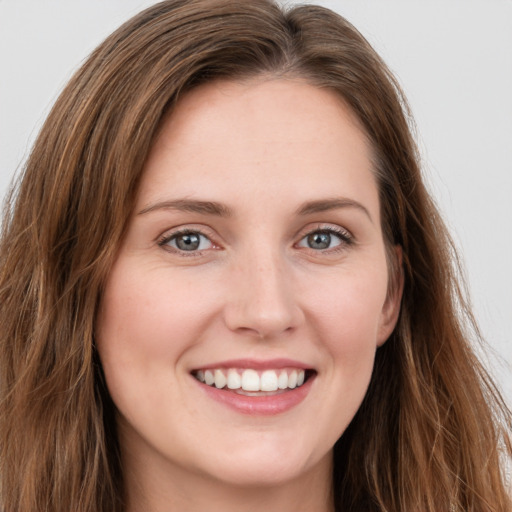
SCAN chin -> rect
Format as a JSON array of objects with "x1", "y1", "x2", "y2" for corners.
[
  {"x1": 192, "y1": 437, "x2": 329, "y2": 488},
  {"x1": 202, "y1": 458, "x2": 314, "y2": 488}
]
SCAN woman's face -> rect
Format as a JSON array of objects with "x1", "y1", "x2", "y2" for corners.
[{"x1": 96, "y1": 79, "x2": 401, "y2": 491}]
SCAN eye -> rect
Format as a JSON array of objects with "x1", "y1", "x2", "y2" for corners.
[
  {"x1": 297, "y1": 228, "x2": 351, "y2": 251},
  {"x1": 159, "y1": 230, "x2": 213, "y2": 252}
]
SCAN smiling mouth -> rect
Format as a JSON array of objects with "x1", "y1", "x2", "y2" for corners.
[{"x1": 192, "y1": 367, "x2": 315, "y2": 395}]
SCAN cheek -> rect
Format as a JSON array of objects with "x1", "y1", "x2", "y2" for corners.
[
  {"x1": 97, "y1": 263, "x2": 214, "y2": 364},
  {"x1": 95, "y1": 261, "x2": 220, "y2": 434},
  {"x1": 304, "y1": 262, "x2": 389, "y2": 347},
  {"x1": 301, "y1": 264, "x2": 388, "y2": 412}
]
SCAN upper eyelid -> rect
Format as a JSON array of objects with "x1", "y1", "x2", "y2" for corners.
[
  {"x1": 295, "y1": 223, "x2": 353, "y2": 240},
  {"x1": 157, "y1": 225, "x2": 217, "y2": 243},
  {"x1": 160, "y1": 229, "x2": 211, "y2": 242}
]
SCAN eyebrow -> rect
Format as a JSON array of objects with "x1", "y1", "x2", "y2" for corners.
[
  {"x1": 138, "y1": 196, "x2": 372, "y2": 222},
  {"x1": 296, "y1": 197, "x2": 373, "y2": 223},
  {"x1": 138, "y1": 198, "x2": 233, "y2": 217}
]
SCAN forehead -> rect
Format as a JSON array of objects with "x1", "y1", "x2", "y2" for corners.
[
  {"x1": 138, "y1": 78, "x2": 378, "y2": 218},
  {"x1": 154, "y1": 77, "x2": 370, "y2": 156}
]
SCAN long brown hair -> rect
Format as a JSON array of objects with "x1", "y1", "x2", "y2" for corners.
[{"x1": 1, "y1": 1, "x2": 510, "y2": 510}]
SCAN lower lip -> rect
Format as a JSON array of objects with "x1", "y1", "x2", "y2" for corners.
[{"x1": 194, "y1": 375, "x2": 315, "y2": 416}]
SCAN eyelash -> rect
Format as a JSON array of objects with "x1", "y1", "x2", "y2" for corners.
[
  {"x1": 157, "y1": 225, "x2": 354, "y2": 256},
  {"x1": 297, "y1": 226, "x2": 354, "y2": 253},
  {"x1": 157, "y1": 228, "x2": 215, "y2": 257}
]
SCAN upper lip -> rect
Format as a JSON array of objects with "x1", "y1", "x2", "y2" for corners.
[{"x1": 191, "y1": 358, "x2": 313, "y2": 371}]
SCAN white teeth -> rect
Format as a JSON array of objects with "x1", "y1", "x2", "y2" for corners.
[
  {"x1": 227, "y1": 368, "x2": 241, "y2": 389},
  {"x1": 214, "y1": 369, "x2": 227, "y2": 389},
  {"x1": 241, "y1": 369, "x2": 260, "y2": 391},
  {"x1": 204, "y1": 370, "x2": 214, "y2": 386},
  {"x1": 260, "y1": 370, "x2": 278, "y2": 391},
  {"x1": 278, "y1": 370, "x2": 288, "y2": 389},
  {"x1": 288, "y1": 370, "x2": 298, "y2": 389},
  {"x1": 195, "y1": 367, "x2": 309, "y2": 392}
]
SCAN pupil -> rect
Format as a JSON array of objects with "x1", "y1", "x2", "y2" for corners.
[
  {"x1": 308, "y1": 232, "x2": 330, "y2": 249},
  {"x1": 177, "y1": 233, "x2": 200, "y2": 251}
]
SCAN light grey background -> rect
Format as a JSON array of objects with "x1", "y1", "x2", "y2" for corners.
[{"x1": 1, "y1": 0, "x2": 510, "y2": 402}]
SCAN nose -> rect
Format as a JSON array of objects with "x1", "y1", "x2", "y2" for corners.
[{"x1": 223, "y1": 249, "x2": 304, "y2": 339}]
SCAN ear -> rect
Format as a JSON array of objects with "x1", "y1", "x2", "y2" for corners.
[{"x1": 377, "y1": 245, "x2": 404, "y2": 347}]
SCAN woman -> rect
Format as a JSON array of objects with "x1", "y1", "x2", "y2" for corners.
[{"x1": 0, "y1": 1, "x2": 510, "y2": 511}]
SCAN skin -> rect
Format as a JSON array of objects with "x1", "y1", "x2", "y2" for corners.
[{"x1": 96, "y1": 78, "x2": 403, "y2": 512}]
